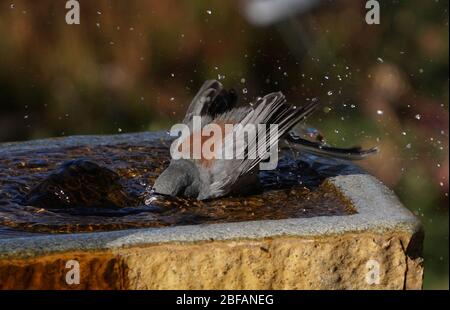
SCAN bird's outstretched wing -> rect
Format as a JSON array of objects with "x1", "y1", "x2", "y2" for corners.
[
  {"x1": 204, "y1": 93, "x2": 320, "y2": 199},
  {"x1": 183, "y1": 80, "x2": 238, "y2": 124}
]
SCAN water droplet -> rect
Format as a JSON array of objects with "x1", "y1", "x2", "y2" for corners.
[
  {"x1": 406, "y1": 143, "x2": 411, "y2": 149},
  {"x1": 327, "y1": 91, "x2": 333, "y2": 96},
  {"x1": 377, "y1": 110, "x2": 384, "y2": 115},
  {"x1": 118, "y1": 128, "x2": 122, "y2": 133},
  {"x1": 10, "y1": 3, "x2": 15, "y2": 9},
  {"x1": 323, "y1": 106, "x2": 332, "y2": 113},
  {"x1": 377, "y1": 57, "x2": 384, "y2": 63},
  {"x1": 206, "y1": 10, "x2": 212, "y2": 15},
  {"x1": 415, "y1": 114, "x2": 421, "y2": 120},
  {"x1": 145, "y1": 196, "x2": 157, "y2": 205},
  {"x1": 242, "y1": 88, "x2": 248, "y2": 94},
  {"x1": 240, "y1": 78, "x2": 246, "y2": 84}
]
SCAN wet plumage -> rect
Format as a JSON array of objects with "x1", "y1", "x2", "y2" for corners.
[{"x1": 153, "y1": 80, "x2": 377, "y2": 200}]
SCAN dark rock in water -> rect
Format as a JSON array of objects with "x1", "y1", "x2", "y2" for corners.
[{"x1": 25, "y1": 159, "x2": 131, "y2": 209}]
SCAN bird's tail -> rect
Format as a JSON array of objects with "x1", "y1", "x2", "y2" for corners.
[
  {"x1": 283, "y1": 132, "x2": 378, "y2": 160},
  {"x1": 237, "y1": 93, "x2": 321, "y2": 173}
]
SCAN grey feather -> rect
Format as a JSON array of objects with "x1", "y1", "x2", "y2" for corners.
[
  {"x1": 202, "y1": 93, "x2": 320, "y2": 199},
  {"x1": 154, "y1": 79, "x2": 377, "y2": 200},
  {"x1": 281, "y1": 132, "x2": 379, "y2": 160},
  {"x1": 153, "y1": 160, "x2": 201, "y2": 198},
  {"x1": 183, "y1": 80, "x2": 237, "y2": 124}
]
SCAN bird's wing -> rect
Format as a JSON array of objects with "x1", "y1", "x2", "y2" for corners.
[
  {"x1": 183, "y1": 80, "x2": 238, "y2": 124},
  {"x1": 203, "y1": 93, "x2": 320, "y2": 199}
]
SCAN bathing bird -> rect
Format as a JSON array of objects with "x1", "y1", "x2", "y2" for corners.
[{"x1": 153, "y1": 80, "x2": 377, "y2": 200}]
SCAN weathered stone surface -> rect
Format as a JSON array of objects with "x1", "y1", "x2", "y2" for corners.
[
  {"x1": 0, "y1": 252, "x2": 127, "y2": 289},
  {"x1": 0, "y1": 230, "x2": 423, "y2": 289},
  {"x1": 122, "y1": 232, "x2": 423, "y2": 290}
]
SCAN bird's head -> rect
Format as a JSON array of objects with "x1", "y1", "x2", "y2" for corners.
[{"x1": 152, "y1": 160, "x2": 201, "y2": 198}]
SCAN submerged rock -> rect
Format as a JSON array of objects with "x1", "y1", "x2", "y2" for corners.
[{"x1": 25, "y1": 159, "x2": 131, "y2": 209}]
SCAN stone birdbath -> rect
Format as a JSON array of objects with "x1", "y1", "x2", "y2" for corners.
[{"x1": 0, "y1": 131, "x2": 423, "y2": 289}]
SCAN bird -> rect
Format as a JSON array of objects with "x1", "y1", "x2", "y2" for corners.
[{"x1": 153, "y1": 80, "x2": 377, "y2": 200}]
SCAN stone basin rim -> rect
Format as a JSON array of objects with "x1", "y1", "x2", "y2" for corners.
[
  {"x1": 0, "y1": 131, "x2": 169, "y2": 155},
  {"x1": 0, "y1": 172, "x2": 421, "y2": 260}
]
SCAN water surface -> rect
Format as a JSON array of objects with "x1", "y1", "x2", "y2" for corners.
[{"x1": 0, "y1": 132, "x2": 360, "y2": 235}]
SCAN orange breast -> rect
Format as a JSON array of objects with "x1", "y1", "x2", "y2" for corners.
[{"x1": 177, "y1": 121, "x2": 234, "y2": 167}]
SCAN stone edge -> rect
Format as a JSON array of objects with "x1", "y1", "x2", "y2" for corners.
[{"x1": 0, "y1": 172, "x2": 422, "y2": 259}]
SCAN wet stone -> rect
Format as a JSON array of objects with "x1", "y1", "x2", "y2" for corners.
[
  {"x1": 0, "y1": 132, "x2": 361, "y2": 234},
  {"x1": 25, "y1": 159, "x2": 132, "y2": 210}
]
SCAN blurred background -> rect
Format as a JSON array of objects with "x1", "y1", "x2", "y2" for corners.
[{"x1": 0, "y1": 0, "x2": 448, "y2": 289}]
